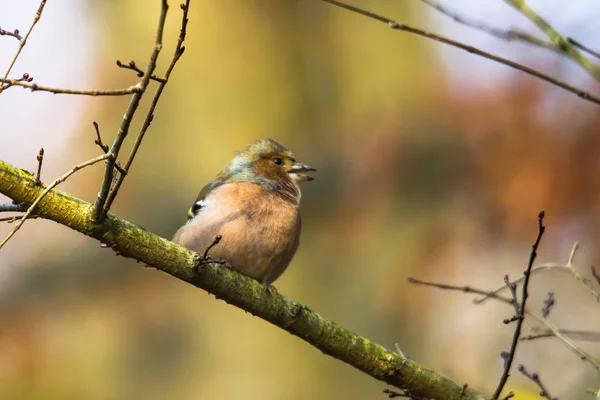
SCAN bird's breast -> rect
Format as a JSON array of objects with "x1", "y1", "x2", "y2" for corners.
[{"x1": 174, "y1": 182, "x2": 301, "y2": 283}]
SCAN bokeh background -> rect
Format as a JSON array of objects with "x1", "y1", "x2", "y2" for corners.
[{"x1": 1, "y1": 1, "x2": 600, "y2": 399}]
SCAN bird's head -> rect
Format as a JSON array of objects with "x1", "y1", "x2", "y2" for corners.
[{"x1": 225, "y1": 138, "x2": 315, "y2": 201}]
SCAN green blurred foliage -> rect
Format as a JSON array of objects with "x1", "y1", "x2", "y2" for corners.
[{"x1": 1, "y1": 1, "x2": 600, "y2": 399}]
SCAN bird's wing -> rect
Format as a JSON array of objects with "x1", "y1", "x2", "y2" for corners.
[{"x1": 186, "y1": 170, "x2": 229, "y2": 220}]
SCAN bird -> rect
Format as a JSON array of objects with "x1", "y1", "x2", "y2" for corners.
[{"x1": 172, "y1": 138, "x2": 315, "y2": 290}]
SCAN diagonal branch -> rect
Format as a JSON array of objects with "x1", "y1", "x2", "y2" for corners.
[
  {"x1": 0, "y1": 0, "x2": 47, "y2": 94},
  {"x1": 103, "y1": 0, "x2": 190, "y2": 212},
  {"x1": 419, "y1": 0, "x2": 558, "y2": 52},
  {"x1": 567, "y1": 37, "x2": 600, "y2": 61},
  {"x1": 92, "y1": 0, "x2": 170, "y2": 221},
  {"x1": 504, "y1": 0, "x2": 600, "y2": 81},
  {"x1": 319, "y1": 0, "x2": 600, "y2": 105},
  {"x1": 0, "y1": 159, "x2": 486, "y2": 400}
]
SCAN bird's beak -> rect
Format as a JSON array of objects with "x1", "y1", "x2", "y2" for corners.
[{"x1": 288, "y1": 162, "x2": 316, "y2": 182}]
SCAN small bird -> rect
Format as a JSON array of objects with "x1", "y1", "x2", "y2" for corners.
[{"x1": 172, "y1": 138, "x2": 315, "y2": 289}]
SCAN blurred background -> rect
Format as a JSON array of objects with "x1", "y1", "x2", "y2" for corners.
[{"x1": 1, "y1": 0, "x2": 600, "y2": 398}]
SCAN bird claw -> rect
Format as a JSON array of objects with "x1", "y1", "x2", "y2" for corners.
[
  {"x1": 263, "y1": 283, "x2": 277, "y2": 294},
  {"x1": 216, "y1": 259, "x2": 232, "y2": 269}
]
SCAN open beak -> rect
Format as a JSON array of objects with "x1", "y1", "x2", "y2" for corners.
[{"x1": 288, "y1": 162, "x2": 316, "y2": 182}]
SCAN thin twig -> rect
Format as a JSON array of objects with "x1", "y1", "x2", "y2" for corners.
[
  {"x1": 419, "y1": 0, "x2": 558, "y2": 52},
  {"x1": 409, "y1": 277, "x2": 600, "y2": 370},
  {"x1": 0, "y1": 27, "x2": 22, "y2": 41},
  {"x1": 103, "y1": 0, "x2": 190, "y2": 212},
  {"x1": 504, "y1": 0, "x2": 600, "y2": 81},
  {"x1": 504, "y1": 274, "x2": 520, "y2": 319},
  {"x1": 474, "y1": 243, "x2": 600, "y2": 304},
  {"x1": 116, "y1": 60, "x2": 166, "y2": 82},
  {"x1": 202, "y1": 235, "x2": 222, "y2": 259},
  {"x1": 35, "y1": 148, "x2": 44, "y2": 184},
  {"x1": 0, "y1": 79, "x2": 141, "y2": 96},
  {"x1": 0, "y1": 0, "x2": 47, "y2": 94},
  {"x1": 1, "y1": 72, "x2": 32, "y2": 90},
  {"x1": 92, "y1": 122, "x2": 126, "y2": 174},
  {"x1": 521, "y1": 329, "x2": 600, "y2": 342},
  {"x1": 492, "y1": 210, "x2": 545, "y2": 400},
  {"x1": 319, "y1": 0, "x2": 600, "y2": 105},
  {"x1": 0, "y1": 204, "x2": 26, "y2": 213},
  {"x1": 408, "y1": 277, "x2": 515, "y2": 305},
  {"x1": 93, "y1": 121, "x2": 109, "y2": 153},
  {"x1": 0, "y1": 154, "x2": 111, "y2": 250},
  {"x1": 517, "y1": 365, "x2": 557, "y2": 400},
  {"x1": 567, "y1": 37, "x2": 600, "y2": 61},
  {"x1": 92, "y1": 0, "x2": 170, "y2": 221}
]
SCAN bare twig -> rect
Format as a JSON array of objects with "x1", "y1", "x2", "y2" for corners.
[
  {"x1": 517, "y1": 365, "x2": 557, "y2": 400},
  {"x1": 0, "y1": 153, "x2": 112, "y2": 250},
  {"x1": 567, "y1": 37, "x2": 600, "y2": 61},
  {"x1": 409, "y1": 277, "x2": 600, "y2": 370},
  {"x1": 35, "y1": 148, "x2": 44, "y2": 184},
  {"x1": 419, "y1": 0, "x2": 557, "y2": 52},
  {"x1": 92, "y1": 0, "x2": 170, "y2": 221},
  {"x1": 0, "y1": 0, "x2": 47, "y2": 94},
  {"x1": 0, "y1": 78, "x2": 141, "y2": 96},
  {"x1": 1, "y1": 72, "x2": 32, "y2": 90},
  {"x1": 504, "y1": 0, "x2": 600, "y2": 81},
  {"x1": 319, "y1": 0, "x2": 600, "y2": 105},
  {"x1": 504, "y1": 275, "x2": 520, "y2": 320},
  {"x1": 93, "y1": 121, "x2": 109, "y2": 153},
  {"x1": 92, "y1": 122, "x2": 126, "y2": 175},
  {"x1": 475, "y1": 243, "x2": 600, "y2": 304},
  {"x1": 116, "y1": 60, "x2": 166, "y2": 82},
  {"x1": 0, "y1": 204, "x2": 26, "y2": 213},
  {"x1": 521, "y1": 329, "x2": 600, "y2": 342},
  {"x1": 0, "y1": 27, "x2": 22, "y2": 41},
  {"x1": 202, "y1": 235, "x2": 222, "y2": 259},
  {"x1": 492, "y1": 210, "x2": 545, "y2": 400},
  {"x1": 103, "y1": 0, "x2": 190, "y2": 212},
  {"x1": 408, "y1": 277, "x2": 515, "y2": 305}
]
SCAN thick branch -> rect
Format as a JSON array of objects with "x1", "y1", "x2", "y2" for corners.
[{"x1": 0, "y1": 159, "x2": 486, "y2": 400}]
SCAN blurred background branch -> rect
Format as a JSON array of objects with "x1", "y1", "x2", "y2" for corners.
[{"x1": 504, "y1": 0, "x2": 600, "y2": 80}]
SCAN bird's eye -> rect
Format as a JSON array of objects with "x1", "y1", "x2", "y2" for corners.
[{"x1": 272, "y1": 157, "x2": 283, "y2": 165}]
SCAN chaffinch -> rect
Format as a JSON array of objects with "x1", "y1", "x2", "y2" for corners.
[{"x1": 172, "y1": 138, "x2": 315, "y2": 289}]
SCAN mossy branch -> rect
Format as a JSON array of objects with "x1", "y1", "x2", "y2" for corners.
[{"x1": 0, "y1": 159, "x2": 487, "y2": 400}]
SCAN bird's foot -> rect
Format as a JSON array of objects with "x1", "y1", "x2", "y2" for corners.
[
  {"x1": 263, "y1": 283, "x2": 278, "y2": 295},
  {"x1": 214, "y1": 259, "x2": 232, "y2": 269}
]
